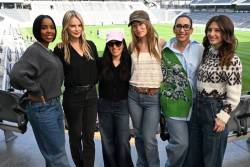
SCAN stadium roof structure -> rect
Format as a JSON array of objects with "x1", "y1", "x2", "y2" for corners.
[
  {"x1": 190, "y1": 0, "x2": 236, "y2": 6},
  {"x1": 0, "y1": 0, "x2": 24, "y2": 2},
  {"x1": 190, "y1": 0, "x2": 250, "y2": 10},
  {"x1": 236, "y1": 0, "x2": 250, "y2": 5}
]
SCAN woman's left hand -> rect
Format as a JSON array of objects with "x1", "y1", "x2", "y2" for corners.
[
  {"x1": 213, "y1": 118, "x2": 226, "y2": 133},
  {"x1": 56, "y1": 42, "x2": 63, "y2": 49},
  {"x1": 159, "y1": 38, "x2": 166, "y2": 51}
]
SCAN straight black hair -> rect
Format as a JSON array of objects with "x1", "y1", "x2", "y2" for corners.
[
  {"x1": 174, "y1": 14, "x2": 193, "y2": 28},
  {"x1": 100, "y1": 39, "x2": 131, "y2": 82},
  {"x1": 32, "y1": 15, "x2": 57, "y2": 43}
]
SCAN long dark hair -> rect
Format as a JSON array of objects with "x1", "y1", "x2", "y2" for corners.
[
  {"x1": 100, "y1": 39, "x2": 131, "y2": 82},
  {"x1": 203, "y1": 15, "x2": 237, "y2": 67}
]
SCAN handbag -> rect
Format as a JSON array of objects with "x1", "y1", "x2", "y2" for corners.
[{"x1": 160, "y1": 112, "x2": 170, "y2": 141}]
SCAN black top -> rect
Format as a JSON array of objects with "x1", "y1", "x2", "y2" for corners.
[
  {"x1": 98, "y1": 55, "x2": 131, "y2": 102},
  {"x1": 54, "y1": 40, "x2": 98, "y2": 88}
]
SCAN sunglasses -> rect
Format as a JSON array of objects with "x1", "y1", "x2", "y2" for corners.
[
  {"x1": 107, "y1": 41, "x2": 123, "y2": 47},
  {"x1": 175, "y1": 24, "x2": 192, "y2": 31}
]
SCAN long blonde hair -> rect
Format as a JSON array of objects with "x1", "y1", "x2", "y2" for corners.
[
  {"x1": 62, "y1": 10, "x2": 93, "y2": 64},
  {"x1": 130, "y1": 20, "x2": 161, "y2": 63}
]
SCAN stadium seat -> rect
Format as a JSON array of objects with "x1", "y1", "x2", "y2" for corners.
[
  {"x1": 228, "y1": 95, "x2": 250, "y2": 136},
  {"x1": 0, "y1": 90, "x2": 28, "y2": 134}
]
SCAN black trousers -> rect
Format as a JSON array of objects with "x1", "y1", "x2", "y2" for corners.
[{"x1": 63, "y1": 86, "x2": 97, "y2": 167}]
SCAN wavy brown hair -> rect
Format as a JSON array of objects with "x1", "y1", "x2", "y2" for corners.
[
  {"x1": 130, "y1": 20, "x2": 161, "y2": 63},
  {"x1": 203, "y1": 15, "x2": 238, "y2": 67}
]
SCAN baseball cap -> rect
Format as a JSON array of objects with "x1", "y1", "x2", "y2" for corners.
[
  {"x1": 128, "y1": 10, "x2": 150, "y2": 26},
  {"x1": 106, "y1": 29, "x2": 124, "y2": 43}
]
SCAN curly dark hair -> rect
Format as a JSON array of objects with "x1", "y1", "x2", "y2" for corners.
[{"x1": 202, "y1": 15, "x2": 238, "y2": 67}]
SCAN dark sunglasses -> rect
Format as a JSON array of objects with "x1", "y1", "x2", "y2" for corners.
[
  {"x1": 107, "y1": 41, "x2": 123, "y2": 47},
  {"x1": 175, "y1": 24, "x2": 192, "y2": 31}
]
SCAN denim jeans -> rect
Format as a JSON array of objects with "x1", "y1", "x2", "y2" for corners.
[
  {"x1": 185, "y1": 96, "x2": 229, "y2": 167},
  {"x1": 165, "y1": 118, "x2": 188, "y2": 167},
  {"x1": 26, "y1": 98, "x2": 70, "y2": 167},
  {"x1": 128, "y1": 87, "x2": 160, "y2": 167},
  {"x1": 98, "y1": 98, "x2": 134, "y2": 167},
  {"x1": 63, "y1": 86, "x2": 97, "y2": 167}
]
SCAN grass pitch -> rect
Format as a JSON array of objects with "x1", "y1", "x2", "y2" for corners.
[{"x1": 21, "y1": 24, "x2": 250, "y2": 92}]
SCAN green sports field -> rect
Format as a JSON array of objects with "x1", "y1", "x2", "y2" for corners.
[{"x1": 21, "y1": 24, "x2": 250, "y2": 92}]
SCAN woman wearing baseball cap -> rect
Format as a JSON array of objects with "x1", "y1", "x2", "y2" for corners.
[
  {"x1": 97, "y1": 29, "x2": 134, "y2": 167},
  {"x1": 127, "y1": 10, "x2": 165, "y2": 167}
]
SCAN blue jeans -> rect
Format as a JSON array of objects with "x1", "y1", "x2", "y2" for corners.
[
  {"x1": 98, "y1": 98, "x2": 134, "y2": 167},
  {"x1": 26, "y1": 98, "x2": 70, "y2": 167},
  {"x1": 165, "y1": 118, "x2": 188, "y2": 167},
  {"x1": 185, "y1": 96, "x2": 228, "y2": 167},
  {"x1": 128, "y1": 87, "x2": 160, "y2": 167}
]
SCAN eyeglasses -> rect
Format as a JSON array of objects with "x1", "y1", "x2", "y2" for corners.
[
  {"x1": 175, "y1": 24, "x2": 192, "y2": 31},
  {"x1": 107, "y1": 41, "x2": 123, "y2": 47}
]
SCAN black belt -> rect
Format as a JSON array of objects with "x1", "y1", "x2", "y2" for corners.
[{"x1": 66, "y1": 85, "x2": 94, "y2": 92}]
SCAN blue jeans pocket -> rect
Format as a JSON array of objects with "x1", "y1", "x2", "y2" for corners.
[
  {"x1": 198, "y1": 99, "x2": 222, "y2": 124},
  {"x1": 29, "y1": 102, "x2": 48, "y2": 112}
]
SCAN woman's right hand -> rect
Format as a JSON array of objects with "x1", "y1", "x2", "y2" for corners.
[{"x1": 28, "y1": 94, "x2": 46, "y2": 104}]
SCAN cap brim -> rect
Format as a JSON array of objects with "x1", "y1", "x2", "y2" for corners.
[
  {"x1": 106, "y1": 38, "x2": 123, "y2": 43},
  {"x1": 128, "y1": 18, "x2": 147, "y2": 27}
]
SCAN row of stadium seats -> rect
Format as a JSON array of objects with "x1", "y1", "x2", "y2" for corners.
[
  {"x1": 186, "y1": 12, "x2": 250, "y2": 28},
  {"x1": 191, "y1": 0, "x2": 250, "y2": 5},
  {"x1": 0, "y1": 19, "x2": 26, "y2": 91},
  {"x1": 0, "y1": 1, "x2": 160, "y2": 26},
  {"x1": 1, "y1": 1, "x2": 250, "y2": 30}
]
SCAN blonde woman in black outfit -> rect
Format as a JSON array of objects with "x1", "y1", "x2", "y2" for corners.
[
  {"x1": 97, "y1": 30, "x2": 134, "y2": 167},
  {"x1": 54, "y1": 10, "x2": 98, "y2": 167}
]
